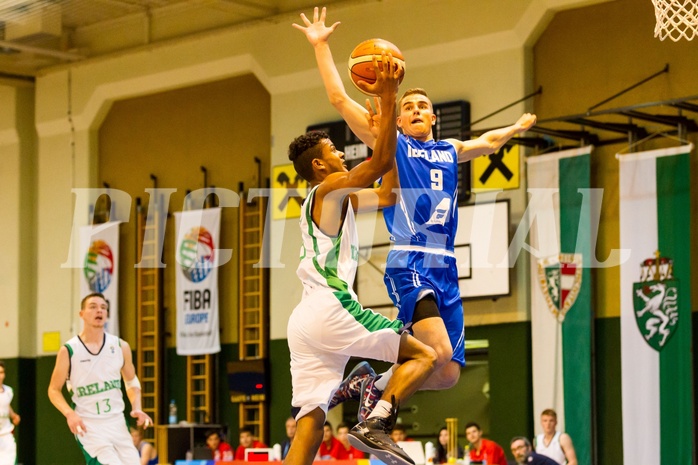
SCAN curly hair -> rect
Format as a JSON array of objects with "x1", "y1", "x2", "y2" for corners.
[{"x1": 288, "y1": 131, "x2": 329, "y2": 182}]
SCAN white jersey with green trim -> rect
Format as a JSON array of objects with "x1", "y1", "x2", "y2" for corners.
[
  {"x1": 0, "y1": 384, "x2": 14, "y2": 435},
  {"x1": 65, "y1": 333, "x2": 125, "y2": 419},
  {"x1": 297, "y1": 185, "x2": 359, "y2": 298}
]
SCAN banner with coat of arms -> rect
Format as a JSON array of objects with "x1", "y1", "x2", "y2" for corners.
[
  {"x1": 174, "y1": 208, "x2": 222, "y2": 355},
  {"x1": 618, "y1": 145, "x2": 693, "y2": 465},
  {"x1": 79, "y1": 221, "x2": 120, "y2": 335},
  {"x1": 526, "y1": 147, "x2": 593, "y2": 465}
]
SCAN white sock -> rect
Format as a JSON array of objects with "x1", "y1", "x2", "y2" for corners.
[
  {"x1": 374, "y1": 366, "x2": 394, "y2": 391},
  {"x1": 367, "y1": 399, "x2": 392, "y2": 419}
]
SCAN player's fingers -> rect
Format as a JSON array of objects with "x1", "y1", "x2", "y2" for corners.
[
  {"x1": 144, "y1": 418, "x2": 152, "y2": 429},
  {"x1": 298, "y1": 13, "x2": 310, "y2": 26},
  {"x1": 319, "y1": 7, "x2": 326, "y2": 22},
  {"x1": 329, "y1": 21, "x2": 341, "y2": 31},
  {"x1": 313, "y1": 7, "x2": 319, "y2": 22},
  {"x1": 364, "y1": 98, "x2": 374, "y2": 115}
]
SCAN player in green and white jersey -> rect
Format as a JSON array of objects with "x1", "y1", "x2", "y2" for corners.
[{"x1": 48, "y1": 292, "x2": 152, "y2": 465}]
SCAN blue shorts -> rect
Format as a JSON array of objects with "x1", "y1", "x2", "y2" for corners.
[{"x1": 383, "y1": 249, "x2": 465, "y2": 366}]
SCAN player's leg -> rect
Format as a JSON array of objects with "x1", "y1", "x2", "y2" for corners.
[
  {"x1": 112, "y1": 417, "x2": 141, "y2": 464},
  {"x1": 380, "y1": 331, "x2": 437, "y2": 406},
  {"x1": 411, "y1": 298, "x2": 460, "y2": 390},
  {"x1": 284, "y1": 408, "x2": 325, "y2": 465},
  {"x1": 348, "y1": 329, "x2": 436, "y2": 465}
]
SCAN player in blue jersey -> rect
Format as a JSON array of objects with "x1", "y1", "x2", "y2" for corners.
[{"x1": 294, "y1": 7, "x2": 536, "y2": 418}]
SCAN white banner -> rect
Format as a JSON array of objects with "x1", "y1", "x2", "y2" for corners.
[
  {"x1": 174, "y1": 208, "x2": 221, "y2": 355},
  {"x1": 79, "y1": 221, "x2": 121, "y2": 335}
]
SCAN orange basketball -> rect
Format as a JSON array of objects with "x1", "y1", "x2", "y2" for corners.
[{"x1": 348, "y1": 38, "x2": 405, "y2": 96}]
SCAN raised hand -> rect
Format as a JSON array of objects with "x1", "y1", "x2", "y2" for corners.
[
  {"x1": 355, "y1": 52, "x2": 404, "y2": 99},
  {"x1": 292, "y1": 6, "x2": 340, "y2": 46},
  {"x1": 515, "y1": 113, "x2": 537, "y2": 132}
]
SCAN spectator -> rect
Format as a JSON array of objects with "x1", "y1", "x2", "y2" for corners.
[
  {"x1": 130, "y1": 425, "x2": 158, "y2": 465},
  {"x1": 390, "y1": 424, "x2": 411, "y2": 443},
  {"x1": 464, "y1": 422, "x2": 507, "y2": 465},
  {"x1": 206, "y1": 429, "x2": 233, "y2": 461},
  {"x1": 435, "y1": 426, "x2": 462, "y2": 463},
  {"x1": 281, "y1": 417, "x2": 296, "y2": 459},
  {"x1": 335, "y1": 423, "x2": 365, "y2": 460},
  {"x1": 510, "y1": 437, "x2": 559, "y2": 465},
  {"x1": 318, "y1": 421, "x2": 342, "y2": 460},
  {"x1": 533, "y1": 409, "x2": 577, "y2": 465},
  {"x1": 235, "y1": 426, "x2": 268, "y2": 460}
]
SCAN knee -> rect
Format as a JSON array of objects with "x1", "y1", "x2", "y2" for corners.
[
  {"x1": 433, "y1": 345, "x2": 454, "y2": 369},
  {"x1": 438, "y1": 363, "x2": 460, "y2": 388},
  {"x1": 419, "y1": 345, "x2": 438, "y2": 373}
]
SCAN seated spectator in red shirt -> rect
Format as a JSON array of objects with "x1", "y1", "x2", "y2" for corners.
[
  {"x1": 465, "y1": 422, "x2": 507, "y2": 465},
  {"x1": 235, "y1": 426, "x2": 268, "y2": 461},
  {"x1": 335, "y1": 423, "x2": 365, "y2": 460},
  {"x1": 317, "y1": 421, "x2": 342, "y2": 460},
  {"x1": 390, "y1": 424, "x2": 412, "y2": 443},
  {"x1": 206, "y1": 429, "x2": 234, "y2": 461}
]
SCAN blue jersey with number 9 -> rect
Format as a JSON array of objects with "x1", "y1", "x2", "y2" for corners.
[{"x1": 382, "y1": 133, "x2": 459, "y2": 251}]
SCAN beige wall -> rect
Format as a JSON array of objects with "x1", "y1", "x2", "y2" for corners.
[
  {"x1": 0, "y1": 84, "x2": 37, "y2": 358},
  {"x1": 98, "y1": 74, "x2": 270, "y2": 345},
  {"x1": 0, "y1": 0, "x2": 614, "y2": 357}
]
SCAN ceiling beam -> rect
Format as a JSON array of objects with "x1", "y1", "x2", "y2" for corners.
[{"x1": 0, "y1": 40, "x2": 84, "y2": 61}]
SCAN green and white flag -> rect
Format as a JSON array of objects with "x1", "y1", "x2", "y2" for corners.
[
  {"x1": 526, "y1": 147, "x2": 592, "y2": 465},
  {"x1": 618, "y1": 145, "x2": 694, "y2": 465}
]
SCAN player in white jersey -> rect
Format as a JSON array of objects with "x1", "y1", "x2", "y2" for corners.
[
  {"x1": 295, "y1": 7, "x2": 536, "y2": 413},
  {"x1": 0, "y1": 361, "x2": 20, "y2": 465},
  {"x1": 285, "y1": 51, "x2": 436, "y2": 465},
  {"x1": 48, "y1": 292, "x2": 153, "y2": 465},
  {"x1": 534, "y1": 409, "x2": 577, "y2": 465}
]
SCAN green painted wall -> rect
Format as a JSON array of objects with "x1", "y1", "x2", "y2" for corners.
[{"x1": 594, "y1": 317, "x2": 622, "y2": 465}]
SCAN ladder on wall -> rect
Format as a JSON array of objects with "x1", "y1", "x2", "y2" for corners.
[
  {"x1": 238, "y1": 193, "x2": 268, "y2": 443},
  {"x1": 185, "y1": 184, "x2": 216, "y2": 425},
  {"x1": 186, "y1": 354, "x2": 213, "y2": 423},
  {"x1": 136, "y1": 196, "x2": 163, "y2": 445}
]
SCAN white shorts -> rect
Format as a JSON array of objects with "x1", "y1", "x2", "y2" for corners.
[
  {"x1": 76, "y1": 414, "x2": 140, "y2": 465},
  {"x1": 287, "y1": 289, "x2": 403, "y2": 420},
  {"x1": 0, "y1": 433, "x2": 16, "y2": 465}
]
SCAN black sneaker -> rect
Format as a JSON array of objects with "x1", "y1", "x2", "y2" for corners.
[
  {"x1": 328, "y1": 361, "x2": 376, "y2": 410},
  {"x1": 348, "y1": 400, "x2": 414, "y2": 465}
]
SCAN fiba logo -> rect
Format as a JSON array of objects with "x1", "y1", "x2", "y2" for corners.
[
  {"x1": 83, "y1": 240, "x2": 114, "y2": 293},
  {"x1": 179, "y1": 227, "x2": 215, "y2": 283}
]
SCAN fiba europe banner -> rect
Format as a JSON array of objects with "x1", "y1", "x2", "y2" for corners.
[
  {"x1": 79, "y1": 221, "x2": 120, "y2": 335},
  {"x1": 526, "y1": 147, "x2": 592, "y2": 465},
  {"x1": 619, "y1": 145, "x2": 694, "y2": 465},
  {"x1": 174, "y1": 208, "x2": 222, "y2": 355}
]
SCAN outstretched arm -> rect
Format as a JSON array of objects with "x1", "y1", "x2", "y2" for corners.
[
  {"x1": 293, "y1": 7, "x2": 377, "y2": 148},
  {"x1": 311, "y1": 53, "x2": 401, "y2": 235},
  {"x1": 352, "y1": 97, "x2": 400, "y2": 212},
  {"x1": 447, "y1": 113, "x2": 537, "y2": 163}
]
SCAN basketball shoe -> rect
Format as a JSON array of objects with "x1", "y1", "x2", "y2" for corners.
[
  {"x1": 358, "y1": 374, "x2": 383, "y2": 422},
  {"x1": 328, "y1": 361, "x2": 376, "y2": 410},
  {"x1": 348, "y1": 398, "x2": 413, "y2": 465}
]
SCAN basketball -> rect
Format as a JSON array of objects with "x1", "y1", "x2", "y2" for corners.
[{"x1": 348, "y1": 38, "x2": 405, "y2": 95}]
